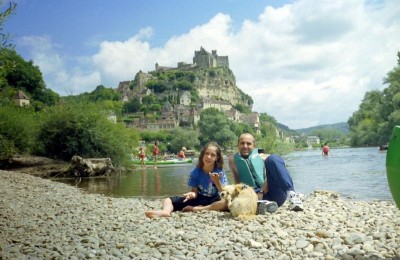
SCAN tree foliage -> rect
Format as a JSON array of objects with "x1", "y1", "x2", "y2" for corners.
[
  {"x1": 0, "y1": 48, "x2": 60, "y2": 107},
  {"x1": 145, "y1": 80, "x2": 168, "y2": 93},
  {"x1": 174, "y1": 80, "x2": 193, "y2": 91},
  {"x1": 0, "y1": 1, "x2": 16, "y2": 49},
  {"x1": 90, "y1": 85, "x2": 121, "y2": 102},
  {"x1": 198, "y1": 108, "x2": 236, "y2": 149},
  {"x1": 311, "y1": 128, "x2": 347, "y2": 144},
  {"x1": 348, "y1": 52, "x2": 400, "y2": 146},
  {"x1": 123, "y1": 98, "x2": 141, "y2": 113},
  {"x1": 168, "y1": 127, "x2": 200, "y2": 153},
  {"x1": 35, "y1": 102, "x2": 138, "y2": 166},
  {"x1": 0, "y1": 105, "x2": 39, "y2": 156}
]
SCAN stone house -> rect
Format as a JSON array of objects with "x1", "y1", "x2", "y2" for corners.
[
  {"x1": 225, "y1": 108, "x2": 241, "y2": 122},
  {"x1": 13, "y1": 90, "x2": 30, "y2": 107},
  {"x1": 200, "y1": 96, "x2": 232, "y2": 112},
  {"x1": 240, "y1": 112, "x2": 260, "y2": 134},
  {"x1": 180, "y1": 91, "x2": 191, "y2": 106},
  {"x1": 307, "y1": 136, "x2": 321, "y2": 146}
]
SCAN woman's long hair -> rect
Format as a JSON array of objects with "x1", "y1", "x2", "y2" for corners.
[{"x1": 196, "y1": 142, "x2": 224, "y2": 169}]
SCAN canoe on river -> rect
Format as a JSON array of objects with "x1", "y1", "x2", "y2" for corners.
[{"x1": 132, "y1": 158, "x2": 193, "y2": 167}]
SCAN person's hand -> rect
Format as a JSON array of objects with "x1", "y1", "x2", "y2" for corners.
[
  {"x1": 209, "y1": 172, "x2": 220, "y2": 184},
  {"x1": 183, "y1": 191, "x2": 197, "y2": 202}
]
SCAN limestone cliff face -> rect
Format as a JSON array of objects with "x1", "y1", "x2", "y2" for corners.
[
  {"x1": 117, "y1": 67, "x2": 252, "y2": 108},
  {"x1": 193, "y1": 68, "x2": 251, "y2": 107}
]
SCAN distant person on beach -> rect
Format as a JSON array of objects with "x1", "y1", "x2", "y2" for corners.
[
  {"x1": 152, "y1": 141, "x2": 160, "y2": 169},
  {"x1": 178, "y1": 147, "x2": 186, "y2": 160},
  {"x1": 145, "y1": 142, "x2": 228, "y2": 218},
  {"x1": 138, "y1": 147, "x2": 146, "y2": 168},
  {"x1": 322, "y1": 143, "x2": 331, "y2": 156}
]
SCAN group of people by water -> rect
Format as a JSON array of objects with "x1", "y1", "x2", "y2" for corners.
[
  {"x1": 145, "y1": 133, "x2": 304, "y2": 218},
  {"x1": 137, "y1": 141, "x2": 160, "y2": 169},
  {"x1": 137, "y1": 142, "x2": 188, "y2": 169}
]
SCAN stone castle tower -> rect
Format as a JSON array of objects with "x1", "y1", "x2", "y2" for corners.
[{"x1": 193, "y1": 47, "x2": 229, "y2": 69}]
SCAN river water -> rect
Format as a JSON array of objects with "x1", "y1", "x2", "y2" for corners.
[{"x1": 55, "y1": 147, "x2": 393, "y2": 202}]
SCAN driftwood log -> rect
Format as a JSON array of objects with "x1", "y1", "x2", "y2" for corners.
[{"x1": 69, "y1": 155, "x2": 115, "y2": 177}]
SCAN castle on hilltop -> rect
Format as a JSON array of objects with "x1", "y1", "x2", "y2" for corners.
[
  {"x1": 117, "y1": 47, "x2": 265, "y2": 134},
  {"x1": 155, "y1": 47, "x2": 229, "y2": 72}
]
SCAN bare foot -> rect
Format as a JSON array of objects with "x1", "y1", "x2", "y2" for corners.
[{"x1": 145, "y1": 210, "x2": 171, "y2": 218}]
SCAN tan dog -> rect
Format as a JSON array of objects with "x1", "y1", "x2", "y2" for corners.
[{"x1": 221, "y1": 184, "x2": 258, "y2": 220}]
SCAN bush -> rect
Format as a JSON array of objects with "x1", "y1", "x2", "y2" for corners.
[
  {"x1": 35, "y1": 102, "x2": 138, "y2": 166},
  {"x1": 0, "y1": 105, "x2": 39, "y2": 156}
]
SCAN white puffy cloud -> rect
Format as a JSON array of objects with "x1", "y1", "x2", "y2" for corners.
[
  {"x1": 22, "y1": 0, "x2": 400, "y2": 128},
  {"x1": 19, "y1": 35, "x2": 101, "y2": 95}
]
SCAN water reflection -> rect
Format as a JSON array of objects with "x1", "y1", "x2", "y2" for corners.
[{"x1": 55, "y1": 164, "x2": 217, "y2": 199}]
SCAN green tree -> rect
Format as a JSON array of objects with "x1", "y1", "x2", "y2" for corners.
[
  {"x1": 0, "y1": 1, "x2": 17, "y2": 49},
  {"x1": 198, "y1": 108, "x2": 236, "y2": 149},
  {"x1": 348, "y1": 53, "x2": 400, "y2": 146},
  {"x1": 146, "y1": 80, "x2": 168, "y2": 93},
  {"x1": 0, "y1": 48, "x2": 59, "y2": 107},
  {"x1": 174, "y1": 80, "x2": 193, "y2": 91},
  {"x1": 229, "y1": 121, "x2": 254, "y2": 136},
  {"x1": 142, "y1": 94, "x2": 158, "y2": 105},
  {"x1": 169, "y1": 127, "x2": 200, "y2": 153},
  {"x1": 311, "y1": 128, "x2": 347, "y2": 144},
  {"x1": 140, "y1": 130, "x2": 171, "y2": 143},
  {"x1": 35, "y1": 102, "x2": 138, "y2": 166},
  {"x1": 0, "y1": 104, "x2": 39, "y2": 156},
  {"x1": 90, "y1": 85, "x2": 121, "y2": 102},
  {"x1": 123, "y1": 98, "x2": 141, "y2": 113}
]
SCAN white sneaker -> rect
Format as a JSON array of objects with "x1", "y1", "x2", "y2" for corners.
[{"x1": 288, "y1": 192, "x2": 304, "y2": 211}]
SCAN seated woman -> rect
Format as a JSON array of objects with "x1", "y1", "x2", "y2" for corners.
[
  {"x1": 177, "y1": 147, "x2": 186, "y2": 160},
  {"x1": 145, "y1": 142, "x2": 228, "y2": 218}
]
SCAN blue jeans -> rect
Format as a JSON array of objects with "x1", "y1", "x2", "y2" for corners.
[{"x1": 262, "y1": 154, "x2": 295, "y2": 206}]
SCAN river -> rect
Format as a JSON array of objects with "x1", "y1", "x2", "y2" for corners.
[{"x1": 55, "y1": 147, "x2": 393, "y2": 202}]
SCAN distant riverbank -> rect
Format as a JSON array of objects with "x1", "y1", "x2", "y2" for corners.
[{"x1": 1, "y1": 170, "x2": 399, "y2": 259}]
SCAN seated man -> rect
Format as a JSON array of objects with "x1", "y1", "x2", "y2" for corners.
[{"x1": 228, "y1": 133, "x2": 304, "y2": 212}]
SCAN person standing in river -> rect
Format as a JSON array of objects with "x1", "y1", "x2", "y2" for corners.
[
  {"x1": 145, "y1": 142, "x2": 228, "y2": 218},
  {"x1": 152, "y1": 140, "x2": 160, "y2": 169},
  {"x1": 138, "y1": 147, "x2": 146, "y2": 168},
  {"x1": 322, "y1": 143, "x2": 331, "y2": 156}
]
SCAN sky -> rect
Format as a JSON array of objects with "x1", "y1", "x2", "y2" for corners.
[{"x1": 2, "y1": 0, "x2": 400, "y2": 129}]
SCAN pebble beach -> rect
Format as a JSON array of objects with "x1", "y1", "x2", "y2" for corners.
[{"x1": 1, "y1": 170, "x2": 399, "y2": 259}]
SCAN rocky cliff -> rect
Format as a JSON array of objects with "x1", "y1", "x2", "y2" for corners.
[{"x1": 117, "y1": 66, "x2": 253, "y2": 109}]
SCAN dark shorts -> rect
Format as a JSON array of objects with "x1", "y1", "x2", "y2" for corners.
[{"x1": 170, "y1": 194, "x2": 221, "y2": 212}]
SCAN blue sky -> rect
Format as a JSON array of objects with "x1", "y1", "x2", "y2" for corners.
[{"x1": 2, "y1": 0, "x2": 400, "y2": 129}]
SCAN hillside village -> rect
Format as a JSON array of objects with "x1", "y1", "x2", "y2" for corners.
[
  {"x1": 10, "y1": 47, "x2": 324, "y2": 146},
  {"x1": 116, "y1": 47, "x2": 267, "y2": 135}
]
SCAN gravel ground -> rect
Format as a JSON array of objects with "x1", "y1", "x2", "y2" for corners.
[{"x1": 1, "y1": 170, "x2": 399, "y2": 259}]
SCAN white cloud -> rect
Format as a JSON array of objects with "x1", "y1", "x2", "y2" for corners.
[
  {"x1": 22, "y1": 0, "x2": 400, "y2": 128},
  {"x1": 19, "y1": 35, "x2": 101, "y2": 95}
]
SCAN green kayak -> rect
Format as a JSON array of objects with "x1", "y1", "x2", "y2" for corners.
[{"x1": 386, "y1": 125, "x2": 400, "y2": 208}]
